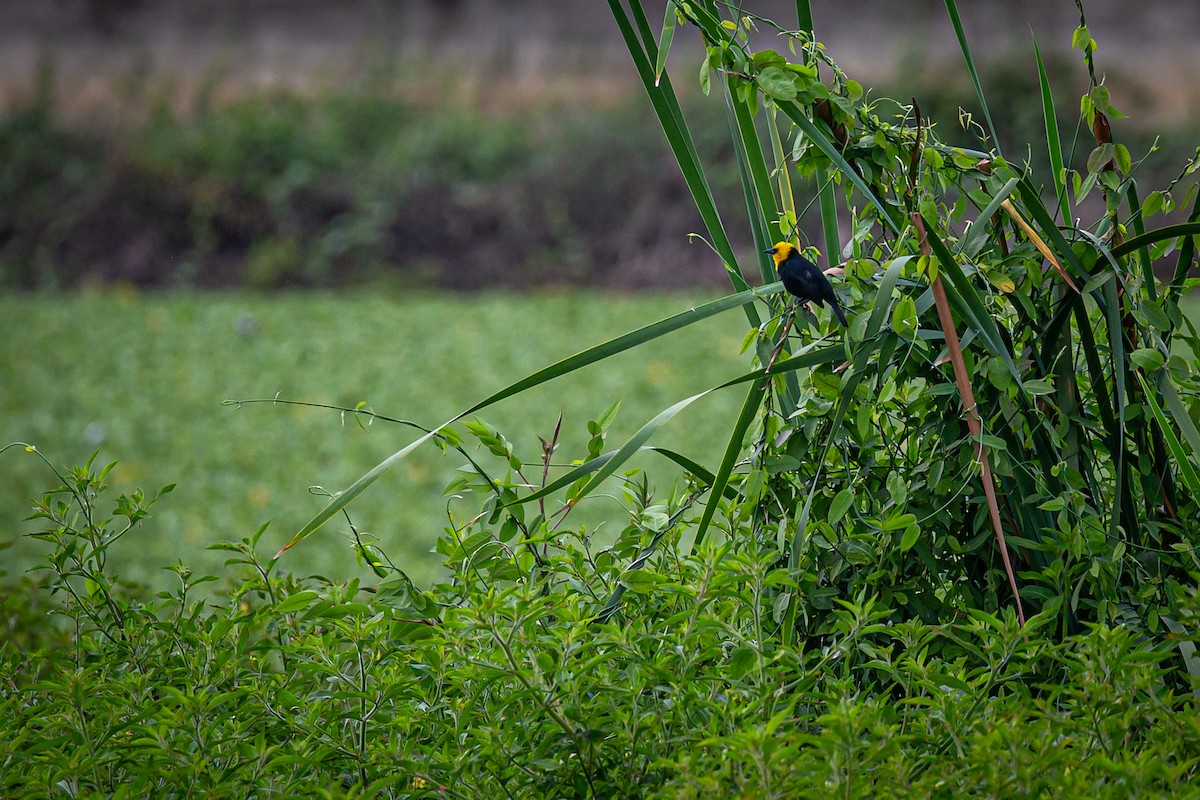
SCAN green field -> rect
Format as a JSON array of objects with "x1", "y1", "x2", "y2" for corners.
[{"x1": 1, "y1": 290, "x2": 751, "y2": 586}]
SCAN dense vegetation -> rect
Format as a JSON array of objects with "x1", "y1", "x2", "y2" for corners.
[{"x1": 5, "y1": 0, "x2": 1200, "y2": 796}]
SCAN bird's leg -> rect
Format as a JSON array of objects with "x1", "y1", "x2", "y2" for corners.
[{"x1": 765, "y1": 303, "x2": 797, "y2": 372}]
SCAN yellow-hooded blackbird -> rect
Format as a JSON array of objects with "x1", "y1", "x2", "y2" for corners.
[{"x1": 765, "y1": 241, "x2": 848, "y2": 326}]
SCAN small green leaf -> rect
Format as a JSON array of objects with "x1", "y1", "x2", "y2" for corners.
[
  {"x1": 829, "y1": 488, "x2": 853, "y2": 525},
  {"x1": 899, "y1": 524, "x2": 920, "y2": 552},
  {"x1": 1087, "y1": 143, "x2": 1114, "y2": 175},
  {"x1": 752, "y1": 49, "x2": 786, "y2": 70},
  {"x1": 887, "y1": 471, "x2": 908, "y2": 507},
  {"x1": 891, "y1": 295, "x2": 918, "y2": 337},
  {"x1": 985, "y1": 270, "x2": 1016, "y2": 293},
  {"x1": 757, "y1": 66, "x2": 799, "y2": 101},
  {"x1": 1142, "y1": 190, "x2": 1164, "y2": 218},
  {"x1": 1071, "y1": 25, "x2": 1091, "y2": 52},
  {"x1": 1130, "y1": 348, "x2": 1165, "y2": 371},
  {"x1": 882, "y1": 512, "x2": 917, "y2": 532},
  {"x1": 1024, "y1": 379, "x2": 1054, "y2": 396},
  {"x1": 619, "y1": 570, "x2": 665, "y2": 594},
  {"x1": 728, "y1": 646, "x2": 757, "y2": 680},
  {"x1": 275, "y1": 591, "x2": 319, "y2": 614},
  {"x1": 653, "y1": 1, "x2": 678, "y2": 87},
  {"x1": 594, "y1": 399, "x2": 621, "y2": 432},
  {"x1": 1114, "y1": 143, "x2": 1132, "y2": 174}
]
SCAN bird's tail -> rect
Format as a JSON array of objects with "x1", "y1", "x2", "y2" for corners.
[{"x1": 832, "y1": 296, "x2": 848, "y2": 327}]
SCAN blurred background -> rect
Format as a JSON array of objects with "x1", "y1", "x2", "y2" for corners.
[{"x1": 2, "y1": 0, "x2": 1196, "y2": 586}]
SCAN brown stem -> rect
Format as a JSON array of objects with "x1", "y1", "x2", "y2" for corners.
[{"x1": 914, "y1": 212, "x2": 1026, "y2": 625}]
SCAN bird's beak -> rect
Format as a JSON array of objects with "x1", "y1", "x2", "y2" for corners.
[{"x1": 763, "y1": 248, "x2": 776, "y2": 254}]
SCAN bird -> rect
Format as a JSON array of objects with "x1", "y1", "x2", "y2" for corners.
[{"x1": 765, "y1": 242, "x2": 848, "y2": 327}]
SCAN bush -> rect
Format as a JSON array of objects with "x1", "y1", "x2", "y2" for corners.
[{"x1": 3, "y1": 444, "x2": 1199, "y2": 797}]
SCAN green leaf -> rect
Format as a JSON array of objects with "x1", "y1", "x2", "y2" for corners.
[
  {"x1": 274, "y1": 590, "x2": 319, "y2": 614},
  {"x1": 1087, "y1": 143, "x2": 1114, "y2": 175},
  {"x1": 829, "y1": 488, "x2": 853, "y2": 526},
  {"x1": 1142, "y1": 190, "x2": 1164, "y2": 219},
  {"x1": 619, "y1": 570, "x2": 665, "y2": 594},
  {"x1": 1114, "y1": 143, "x2": 1132, "y2": 174},
  {"x1": 899, "y1": 524, "x2": 920, "y2": 552},
  {"x1": 728, "y1": 646, "x2": 757, "y2": 680},
  {"x1": 653, "y1": 1, "x2": 678, "y2": 87},
  {"x1": 1071, "y1": 25, "x2": 1092, "y2": 52},
  {"x1": 1130, "y1": 348, "x2": 1165, "y2": 371},
  {"x1": 891, "y1": 294, "x2": 918, "y2": 337},
  {"x1": 757, "y1": 66, "x2": 798, "y2": 101}
]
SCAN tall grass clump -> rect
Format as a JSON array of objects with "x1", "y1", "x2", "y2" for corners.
[{"x1": 287, "y1": 0, "x2": 1200, "y2": 647}]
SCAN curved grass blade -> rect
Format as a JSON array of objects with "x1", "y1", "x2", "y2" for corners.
[
  {"x1": 944, "y1": 0, "x2": 1001, "y2": 155},
  {"x1": 642, "y1": 446, "x2": 740, "y2": 500},
  {"x1": 1138, "y1": 372, "x2": 1200, "y2": 493},
  {"x1": 654, "y1": 1, "x2": 678, "y2": 86},
  {"x1": 1160, "y1": 374, "x2": 1200, "y2": 461},
  {"x1": 1167, "y1": 191, "x2": 1200, "y2": 303},
  {"x1": 691, "y1": 376, "x2": 769, "y2": 552},
  {"x1": 538, "y1": 390, "x2": 717, "y2": 512},
  {"x1": 614, "y1": 0, "x2": 755, "y2": 306},
  {"x1": 277, "y1": 284, "x2": 781, "y2": 556},
  {"x1": 1033, "y1": 34, "x2": 1070, "y2": 223},
  {"x1": 1109, "y1": 221, "x2": 1200, "y2": 260},
  {"x1": 960, "y1": 177, "x2": 1019, "y2": 257}
]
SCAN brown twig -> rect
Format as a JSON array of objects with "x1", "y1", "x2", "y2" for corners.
[{"x1": 914, "y1": 212, "x2": 1026, "y2": 625}]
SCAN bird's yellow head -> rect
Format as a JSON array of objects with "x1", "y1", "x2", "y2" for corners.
[{"x1": 765, "y1": 241, "x2": 797, "y2": 271}]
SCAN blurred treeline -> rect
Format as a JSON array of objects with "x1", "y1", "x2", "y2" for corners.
[{"x1": 0, "y1": 0, "x2": 1195, "y2": 290}]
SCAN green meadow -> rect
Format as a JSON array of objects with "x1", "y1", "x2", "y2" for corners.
[{"x1": 0, "y1": 290, "x2": 750, "y2": 585}]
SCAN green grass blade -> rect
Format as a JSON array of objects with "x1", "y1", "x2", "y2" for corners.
[
  {"x1": 654, "y1": 1, "x2": 678, "y2": 86},
  {"x1": 559, "y1": 390, "x2": 717, "y2": 508},
  {"x1": 643, "y1": 446, "x2": 741, "y2": 500},
  {"x1": 278, "y1": 284, "x2": 778, "y2": 555},
  {"x1": 691, "y1": 377, "x2": 769, "y2": 551},
  {"x1": 818, "y1": 171, "x2": 841, "y2": 264},
  {"x1": 1168, "y1": 190, "x2": 1200, "y2": 303},
  {"x1": 1109, "y1": 221, "x2": 1200, "y2": 260},
  {"x1": 921, "y1": 216, "x2": 1020, "y2": 380},
  {"x1": 610, "y1": 0, "x2": 753, "y2": 303},
  {"x1": 1016, "y1": 177, "x2": 1090, "y2": 281},
  {"x1": 727, "y1": 81, "x2": 781, "y2": 284},
  {"x1": 1033, "y1": 34, "x2": 1070, "y2": 222},
  {"x1": 795, "y1": 0, "x2": 814, "y2": 38},
  {"x1": 1137, "y1": 372, "x2": 1200, "y2": 493},
  {"x1": 944, "y1": 0, "x2": 1001, "y2": 155},
  {"x1": 960, "y1": 177, "x2": 1020, "y2": 257},
  {"x1": 1159, "y1": 374, "x2": 1200, "y2": 465}
]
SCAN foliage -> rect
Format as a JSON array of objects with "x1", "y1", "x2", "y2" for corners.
[
  {"x1": 590, "y1": 0, "x2": 1200, "y2": 643},
  {"x1": 3, "y1": 449, "x2": 1199, "y2": 797},
  {"x1": 5, "y1": 0, "x2": 1200, "y2": 794},
  {"x1": 0, "y1": 75, "x2": 727, "y2": 290}
]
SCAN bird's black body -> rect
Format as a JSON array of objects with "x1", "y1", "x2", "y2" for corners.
[{"x1": 767, "y1": 242, "x2": 848, "y2": 327}]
